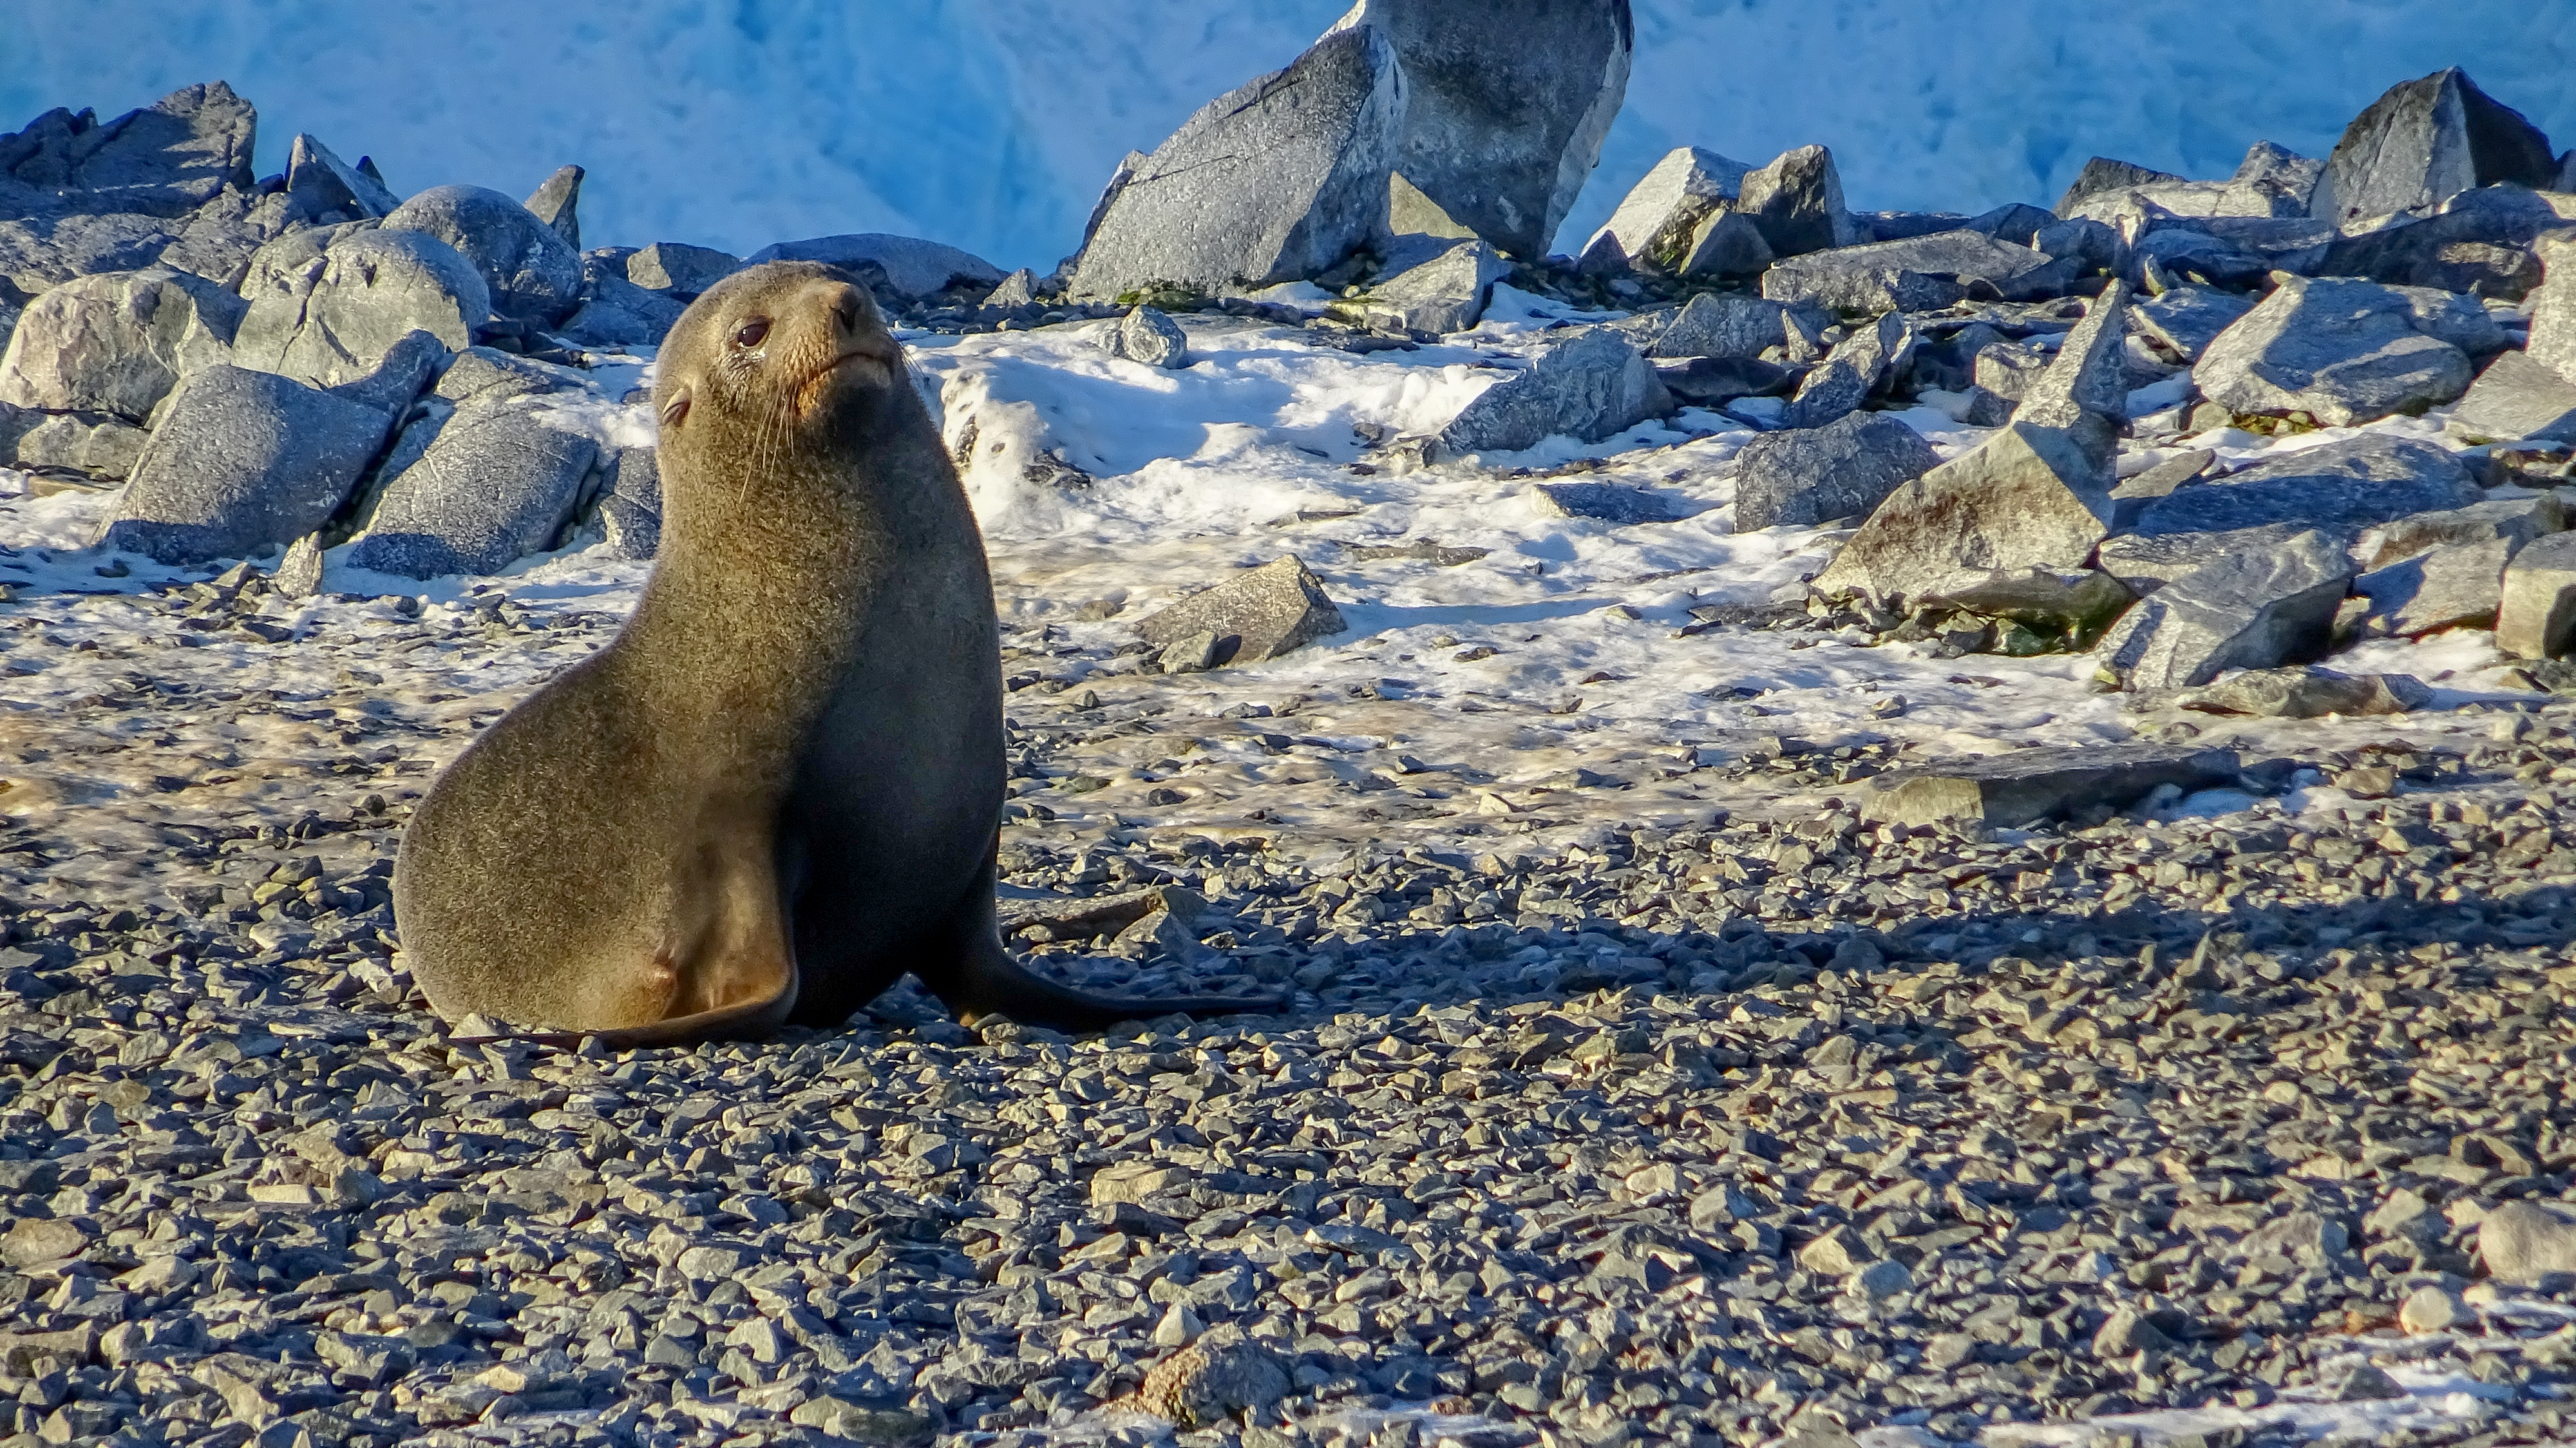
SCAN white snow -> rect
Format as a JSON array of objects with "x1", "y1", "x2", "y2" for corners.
[{"x1": 5, "y1": 4, "x2": 2569, "y2": 269}]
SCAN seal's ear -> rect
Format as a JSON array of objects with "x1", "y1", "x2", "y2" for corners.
[{"x1": 659, "y1": 387, "x2": 692, "y2": 430}]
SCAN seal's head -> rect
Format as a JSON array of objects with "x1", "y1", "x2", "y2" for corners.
[{"x1": 652, "y1": 261, "x2": 905, "y2": 456}]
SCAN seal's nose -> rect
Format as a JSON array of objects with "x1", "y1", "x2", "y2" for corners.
[{"x1": 828, "y1": 284, "x2": 867, "y2": 341}]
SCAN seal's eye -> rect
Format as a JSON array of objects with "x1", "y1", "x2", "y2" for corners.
[{"x1": 733, "y1": 318, "x2": 771, "y2": 350}]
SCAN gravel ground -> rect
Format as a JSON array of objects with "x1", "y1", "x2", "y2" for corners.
[{"x1": 12, "y1": 571, "x2": 2576, "y2": 1448}]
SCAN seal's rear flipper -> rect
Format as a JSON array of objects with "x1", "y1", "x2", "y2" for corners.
[{"x1": 941, "y1": 942, "x2": 1285, "y2": 1031}]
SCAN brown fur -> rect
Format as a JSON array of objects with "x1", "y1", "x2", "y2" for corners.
[{"x1": 395, "y1": 262, "x2": 1277, "y2": 1042}]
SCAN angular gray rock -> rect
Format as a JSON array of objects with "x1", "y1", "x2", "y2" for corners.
[
  {"x1": 1971, "y1": 339, "x2": 2052, "y2": 403},
  {"x1": 2479, "y1": 1202, "x2": 2576, "y2": 1285},
  {"x1": 2350, "y1": 535, "x2": 2517, "y2": 637},
  {"x1": 2128, "y1": 434, "x2": 2481, "y2": 544},
  {"x1": 1732, "y1": 412, "x2": 1940, "y2": 532},
  {"x1": 1528, "y1": 481, "x2": 1671, "y2": 524},
  {"x1": 1587, "y1": 146, "x2": 1750, "y2": 273},
  {"x1": 2177, "y1": 666, "x2": 2429, "y2": 719},
  {"x1": 2055, "y1": 157, "x2": 2185, "y2": 218},
  {"x1": 1066, "y1": 26, "x2": 1403, "y2": 301},
  {"x1": 1761, "y1": 229, "x2": 2055, "y2": 314},
  {"x1": 2097, "y1": 522, "x2": 2320, "y2": 596},
  {"x1": 626, "y1": 242, "x2": 744, "y2": 298},
  {"x1": 2319, "y1": 185, "x2": 2576, "y2": 299},
  {"x1": 1, "y1": 82, "x2": 257, "y2": 216},
  {"x1": 2497, "y1": 531, "x2": 2576, "y2": 660},
  {"x1": 1676, "y1": 211, "x2": 1775, "y2": 279},
  {"x1": 381, "y1": 184, "x2": 584, "y2": 329},
  {"x1": 1647, "y1": 293, "x2": 1786, "y2": 363},
  {"x1": 1815, "y1": 288, "x2": 2126, "y2": 605},
  {"x1": 233, "y1": 227, "x2": 488, "y2": 388},
  {"x1": 1736, "y1": 145, "x2": 1859, "y2": 258},
  {"x1": 1360, "y1": 237, "x2": 1510, "y2": 334},
  {"x1": 750, "y1": 233, "x2": 1006, "y2": 301},
  {"x1": 522, "y1": 164, "x2": 583, "y2": 251},
  {"x1": 1385, "y1": 170, "x2": 1477, "y2": 242},
  {"x1": 1109, "y1": 305, "x2": 1191, "y2": 368},
  {"x1": 0, "y1": 267, "x2": 243, "y2": 421},
  {"x1": 2034, "y1": 216, "x2": 2128, "y2": 279},
  {"x1": 1135, "y1": 557, "x2": 1347, "y2": 667},
  {"x1": 2533, "y1": 232, "x2": 2576, "y2": 386},
  {"x1": 348, "y1": 397, "x2": 600, "y2": 578},
  {"x1": 97, "y1": 365, "x2": 393, "y2": 565},
  {"x1": 1323, "y1": 0, "x2": 1633, "y2": 260},
  {"x1": 2311, "y1": 68, "x2": 2561, "y2": 225},
  {"x1": 2131, "y1": 286, "x2": 2255, "y2": 362},
  {"x1": 1438, "y1": 329, "x2": 1671, "y2": 454},
  {"x1": 1783, "y1": 312, "x2": 1909, "y2": 429},
  {"x1": 321, "y1": 327, "x2": 450, "y2": 417},
  {"x1": 2097, "y1": 529, "x2": 2356, "y2": 690},
  {"x1": 555, "y1": 263, "x2": 685, "y2": 350},
  {"x1": 15, "y1": 412, "x2": 147, "y2": 479},
  {"x1": 2354, "y1": 494, "x2": 2561, "y2": 572},
  {"x1": 2192, "y1": 276, "x2": 2477, "y2": 424},
  {"x1": 2228, "y1": 140, "x2": 2327, "y2": 215},
  {"x1": 983, "y1": 267, "x2": 1040, "y2": 309},
  {"x1": 279, "y1": 133, "x2": 397, "y2": 224},
  {"x1": 597, "y1": 446, "x2": 662, "y2": 561},
  {"x1": 1859, "y1": 743, "x2": 2240, "y2": 830}
]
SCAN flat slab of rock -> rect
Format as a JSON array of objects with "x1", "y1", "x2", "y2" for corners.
[
  {"x1": 2452, "y1": 350, "x2": 2576, "y2": 444},
  {"x1": 2177, "y1": 667, "x2": 2429, "y2": 719},
  {"x1": 2128, "y1": 433, "x2": 2477, "y2": 548},
  {"x1": 2192, "y1": 276, "x2": 2477, "y2": 425},
  {"x1": 1326, "y1": 0, "x2": 1631, "y2": 262},
  {"x1": 1528, "y1": 481, "x2": 1672, "y2": 524},
  {"x1": 2098, "y1": 529, "x2": 2356, "y2": 690},
  {"x1": 2355, "y1": 494, "x2": 2559, "y2": 572},
  {"x1": 1135, "y1": 557, "x2": 1347, "y2": 667},
  {"x1": 2497, "y1": 529, "x2": 2576, "y2": 659},
  {"x1": 2311, "y1": 68, "x2": 2562, "y2": 226},
  {"x1": 1732, "y1": 412, "x2": 1938, "y2": 532},
  {"x1": 1857, "y1": 743, "x2": 2242, "y2": 830},
  {"x1": 2350, "y1": 535, "x2": 2517, "y2": 637},
  {"x1": 97, "y1": 365, "x2": 392, "y2": 565},
  {"x1": 2131, "y1": 287, "x2": 2253, "y2": 363},
  {"x1": 1068, "y1": 27, "x2": 1401, "y2": 300},
  {"x1": 750, "y1": 233, "x2": 1003, "y2": 301},
  {"x1": 1360, "y1": 238, "x2": 1510, "y2": 334},
  {"x1": 1437, "y1": 330, "x2": 1669, "y2": 455},
  {"x1": 1762, "y1": 230, "x2": 2051, "y2": 313}
]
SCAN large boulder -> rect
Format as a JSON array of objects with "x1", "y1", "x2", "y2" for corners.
[
  {"x1": 523, "y1": 165, "x2": 583, "y2": 252},
  {"x1": 1732, "y1": 411, "x2": 1940, "y2": 532},
  {"x1": 1812, "y1": 285, "x2": 2127, "y2": 606},
  {"x1": 2349, "y1": 534, "x2": 2522, "y2": 638},
  {"x1": 1323, "y1": 0, "x2": 1632, "y2": 260},
  {"x1": 2096, "y1": 529, "x2": 2356, "y2": 690},
  {"x1": 347, "y1": 394, "x2": 600, "y2": 578},
  {"x1": 279, "y1": 133, "x2": 397, "y2": 225},
  {"x1": 748, "y1": 233, "x2": 1005, "y2": 301},
  {"x1": 0, "y1": 209, "x2": 187, "y2": 294},
  {"x1": 1359, "y1": 237, "x2": 1511, "y2": 334},
  {"x1": 2311, "y1": 68, "x2": 2562, "y2": 226},
  {"x1": 381, "y1": 184, "x2": 583, "y2": 329},
  {"x1": 233, "y1": 228, "x2": 488, "y2": 388},
  {"x1": 0, "y1": 268, "x2": 243, "y2": 421},
  {"x1": 1067, "y1": 26, "x2": 1404, "y2": 300},
  {"x1": 2192, "y1": 276, "x2": 2486, "y2": 424},
  {"x1": 1436, "y1": 329, "x2": 1670, "y2": 455},
  {"x1": 1, "y1": 82, "x2": 258, "y2": 218},
  {"x1": 2227, "y1": 141, "x2": 2327, "y2": 216},
  {"x1": 626, "y1": 242, "x2": 744, "y2": 298},
  {"x1": 1586, "y1": 146, "x2": 1750, "y2": 272},
  {"x1": 2499, "y1": 531, "x2": 2576, "y2": 660},
  {"x1": 95, "y1": 365, "x2": 392, "y2": 565},
  {"x1": 1761, "y1": 229, "x2": 2058, "y2": 314},
  {"x1": 2055, "y1": 158, "x2": 2185, "y2": 218}
]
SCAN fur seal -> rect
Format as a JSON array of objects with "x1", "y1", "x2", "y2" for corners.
[{"x1": 394, "y1": 260, "x2": 1276, "y2": 1043}]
